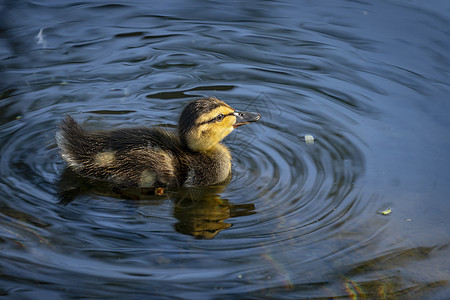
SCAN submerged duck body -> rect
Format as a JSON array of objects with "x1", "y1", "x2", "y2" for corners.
[{"x1": 56, "y1": 97, "x2": 260, "y2": 188}]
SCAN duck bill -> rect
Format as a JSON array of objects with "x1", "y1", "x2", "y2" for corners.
[{"x1": 233, "y1": 111, "x2": 261, "y2": 128}]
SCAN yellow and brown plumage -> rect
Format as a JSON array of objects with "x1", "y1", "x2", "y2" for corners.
[{"x1": 56, "y1": 97, "x2": 260, "y2": 188}]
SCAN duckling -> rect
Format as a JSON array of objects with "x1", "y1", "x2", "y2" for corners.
[{"x1": 56, "y1": 97, "x2": 260, "y2": 188}]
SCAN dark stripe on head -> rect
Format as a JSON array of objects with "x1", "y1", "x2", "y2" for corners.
[{"x1": 198, "y1": 112, "x2": 235, "y2": 125}]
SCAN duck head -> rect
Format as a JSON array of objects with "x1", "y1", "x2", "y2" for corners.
[{"x1": 178, "y1": 97, "x2": 261, "y2": 151}]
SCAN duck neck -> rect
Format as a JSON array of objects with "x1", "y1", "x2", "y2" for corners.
[
  {"x1": 183, "y1": 143, "x2": 232, "y2": 187},
  {"x1": 179, "y1": 130, "x2": 217, "y2": 152}
]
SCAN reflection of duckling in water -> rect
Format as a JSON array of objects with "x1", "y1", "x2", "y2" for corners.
[
  {"x1": 57, "y1": 169, "x2": 256, "y2": 239},
  {"x1": 173, "y1": 186, "x2": 256, "y2": 239},
  {"x1": 56, "y1": 97, "x2": 260, "y2": 189}
]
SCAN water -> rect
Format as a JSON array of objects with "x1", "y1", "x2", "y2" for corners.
[{"x1": 1, "y1": 0, "x2": 449, "y2": 298}]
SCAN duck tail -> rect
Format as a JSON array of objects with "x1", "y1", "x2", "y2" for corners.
[{"x1": 56, "y1": 115, "x2": 90, "y2": 170}]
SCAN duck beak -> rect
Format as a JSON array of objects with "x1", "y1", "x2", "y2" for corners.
[{"x1": 233, "y1": 111, "x2": 261, "y2": 128}]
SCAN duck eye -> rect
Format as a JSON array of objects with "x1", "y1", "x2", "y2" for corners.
[{"x1": 215, "y1": 114, "x2": 224, "y2": 122}]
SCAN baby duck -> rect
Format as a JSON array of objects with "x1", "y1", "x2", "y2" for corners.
[{"x1": 56, "y1": 97, "x2": 260, "y2": 188}]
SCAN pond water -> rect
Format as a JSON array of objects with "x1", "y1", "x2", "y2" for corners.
[{"x1": 1, "y1": 0, "x2": 449, "y2": 299}]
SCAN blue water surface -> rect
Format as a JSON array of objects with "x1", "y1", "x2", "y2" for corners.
[{"x1": 0, "y1": 0, "x2": 449, "y2": 299}]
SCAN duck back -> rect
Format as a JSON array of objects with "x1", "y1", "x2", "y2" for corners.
[{"x1": 56, "y1": 116, "x2": 185, "y2": 187}]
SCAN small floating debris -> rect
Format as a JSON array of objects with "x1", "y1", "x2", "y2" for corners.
[
  {"x1": 36, "y1": 28, "x2": 47, "y2": 48},
  {"x1": 378, "y1": 207, "x2": 392, "y2": 216},
  {"x1": 303, "y1": 134, "x2": 315, "y2": 145}
]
